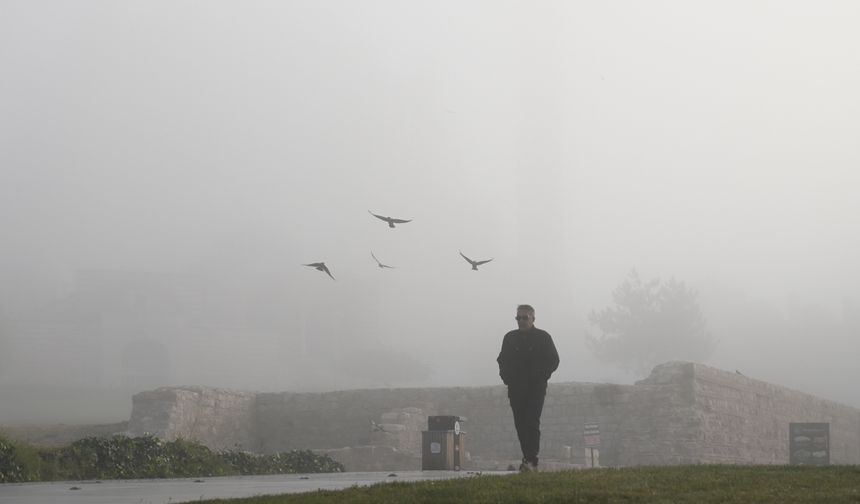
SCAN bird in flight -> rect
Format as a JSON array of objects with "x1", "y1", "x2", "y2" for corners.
[
  {"x1": 459, "y1": 250, "x2": 493, "y2": 270},
  {"x1": 371, "y1": 251, "x2": 395, "y2": 269},
  {"x1": 368, "y1": 210, "x2": 412, "y2": 228},
  {"x1": 303, "y1": 262, "x2": 335, "y2": 280}
]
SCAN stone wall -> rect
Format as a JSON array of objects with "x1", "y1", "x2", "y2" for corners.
[
  {"x1": 124, "y1": 362, "x2": 860, "y2": 468},
  {"x1": 127, "y1": 386, "x2": 256, "y2": 450},
  {"x1": 249, "y1": 368, "x2": 710, "y2": 467},
  {"x1": 688, "y1": 363, "x2": 860, "y2": 464}
]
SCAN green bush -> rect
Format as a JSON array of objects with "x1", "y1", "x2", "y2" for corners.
[
  {"x1": 220, "y1": 448, "x2": 344, "y2": 475},
  {"x1": 0, "y1": 433, "x2": 43, "y2": 483},
  {"x1": 164, "y1": 437, "x2": 232, "y2": 478},
  {"x1": 57, "y1": 435, "x2": 234, "y2": 479},
  {"x1": 0, "y1": 434, "x2": 343, "y2": 482}
]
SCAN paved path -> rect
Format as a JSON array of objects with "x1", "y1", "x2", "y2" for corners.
[{"x1": 0, "y1": 470, "x2": 508, "y2": 503}]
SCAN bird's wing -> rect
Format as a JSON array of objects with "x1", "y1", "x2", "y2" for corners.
[
  {"x1": 371, "y1": 251, "x2": 381, "y2": 265},
  {"x1": 304, "y1": 263, "x2": 323, "y2": 268},
  {"x1": 475, "y1": 258, "x2": 494, "y2": 266},
  {"x1": 322, "y1": 265, "x2": 336, "y2": 280},
  {"x1": 382, "y1": 263, "x2": 395, "y2": 269},
  {"x1": 368, "y1": 210, "x2": 388, "y2": 221},
  {"x1": 459, "y1": 251, "x2": 475, "y2": 263},
  {"x1": 389, "y1": 218, "x2": 411, "y2": 224}
]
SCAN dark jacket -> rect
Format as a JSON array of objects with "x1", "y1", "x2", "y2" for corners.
[{"x1": 497, "y1": 327, "x2": 560, "y2": 388}]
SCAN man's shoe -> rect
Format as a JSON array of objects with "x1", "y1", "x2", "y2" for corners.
[
  {"x1": 529, "y1": 462, "x2": 539, "y2": 472},
  {"x1": 518, "y1": 462, "x2": 532, "y2": 473}
]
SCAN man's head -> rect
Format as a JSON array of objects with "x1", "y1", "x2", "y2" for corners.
[{"x1": 515, "y1": 304, "x2": 535, "y2": 331}]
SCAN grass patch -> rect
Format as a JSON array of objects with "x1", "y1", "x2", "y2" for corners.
[{"x1": 195, "y1": 465, "x2": 860, "y2": 504}]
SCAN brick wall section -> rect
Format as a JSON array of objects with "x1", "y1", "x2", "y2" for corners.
[
  {"x1": 125, "y1": 362, "x2": 860, "y2": 466},
  {"x1": 622, "y1": 361, "x2": 704, "y2": 465},
  {"x1": 253, "y1": 383, "x2": 660, "y2": 466},
  {"x1": 688, "y1": 363, "x2": 860, "y2": 464},
  {"x1": 127, "y1": 385, "x2": 256, "y2": 451},
  {"x1": 243, "y1": 370, "x2": 734, "y2": 467},
  {"x1": 253, "y1": 387, "x2": 497, "y2": 455},
  {"x1": 372, "y1": 407, "x2": 426, "y2": 455}
]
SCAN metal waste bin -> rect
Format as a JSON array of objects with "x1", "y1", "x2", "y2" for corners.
[
  {"x1": 421, "y1": 430, "x2": 465, "y2": 470},
  {"x1": 428, "y1": 415, "x2": 460, "y2": 432}
]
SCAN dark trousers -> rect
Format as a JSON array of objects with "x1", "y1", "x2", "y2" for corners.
[{"x1": 508, "y1": 384, "x2": 546, "y2": 465}]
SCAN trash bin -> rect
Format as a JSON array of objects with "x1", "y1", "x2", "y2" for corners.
[
  {"x1": 428, "y1": 415, "x2": 460, "y2": 432},
  {"x1": 421, "y1": 430, "x2": 465, "y2": 470}
]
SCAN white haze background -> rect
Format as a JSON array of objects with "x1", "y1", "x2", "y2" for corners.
[{"x1": 1, "y1": 1, "x2": 859, "y2": 423}]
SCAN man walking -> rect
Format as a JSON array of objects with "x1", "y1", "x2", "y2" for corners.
[{"x1": 497, "y1": 304, "x2": 560, "y2": 472}]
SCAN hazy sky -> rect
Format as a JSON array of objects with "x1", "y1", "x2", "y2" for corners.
[{"x1": 2, "y1": 1, "x2": 860, "y2": 418}]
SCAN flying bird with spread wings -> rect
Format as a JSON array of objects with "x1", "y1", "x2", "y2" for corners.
[
  {"x1": 371, "y1": 251, "x2": 395, "y2": 269},
  {"x1": 303, "y1": 262, "x2": 336, "y2": 280},
  {"x1": 368, "y1": 210, "x2": 412, "y2": 228},
  {"x1": 459, "y1": 250, "x2": 493, "y2": 271}
]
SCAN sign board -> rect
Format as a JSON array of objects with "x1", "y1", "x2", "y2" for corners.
[
  {"x1": 583, "y1": 423, "x2": 601, "y2": 447},
  {"x1": 789, "y1": 422, "x2": 829, "y2": 465}
]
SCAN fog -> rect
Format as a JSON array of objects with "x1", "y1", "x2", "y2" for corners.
[{"x1": 2, "y1": 1, "x2": 859, "y2": 423}]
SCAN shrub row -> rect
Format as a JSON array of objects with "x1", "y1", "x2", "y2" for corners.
[{"x1": 0, "y1": 433, "x2": 343, "y2": 483}]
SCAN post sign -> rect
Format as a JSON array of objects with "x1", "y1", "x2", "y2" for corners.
[
  {"x1": 583, "y1": 423, "x2": 601, "y2": 447},
  {"x1": 789, "y1": 422, "x2": 830, "y2": 465},
  {"x1": 583, "y1": 423, "x2": 601, "y2": 468}
]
